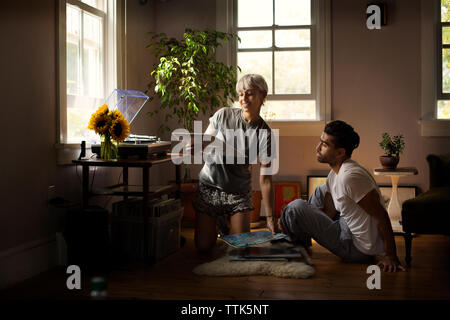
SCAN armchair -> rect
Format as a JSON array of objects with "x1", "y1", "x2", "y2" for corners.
[{"x1": 401, "y1": 153, "x2": 450, "y2": 266}]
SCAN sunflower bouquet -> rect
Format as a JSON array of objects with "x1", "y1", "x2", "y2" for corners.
[{"x1": 88, "y1": 104, "x2": 130, "y2": 160}]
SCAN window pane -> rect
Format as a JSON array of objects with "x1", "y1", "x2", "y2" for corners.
[
  {"x1": 261, "y1": 100, "x2": 316, "y2": 120},
  {"x1": 237, "y1": 52, "x2": 273, "y2": 94},
  {"x1": 437, "y1": 100, "x2": 450, "y2": 119},
  {"x1": 238, "y1": 31, "x2": 272, "y2": 49},
  {"x1": 275, "y1": 51, "x2": 310, "y2": 94},
  {"x1": 443, "y1": 27, "x2": 450, "y2": 45},
  {"x1": 275, "y1": 29, "x2": 310, "y2": 48},
  {"x1": 83, "y1": 12, "x2": 103, "y2": 98},
  {"x1": 82, "y1": 0, "x2": 106, "y2": 11},
  {"x1": 443, "y1": 49, "x2": 450, "y2": 93},
  {"x1": 67, "y1": 95, "x2": 102, "y2": 143},
  {"x1": 66, "y1": 5, "x2": 107, "y2": 143},
  {"x1": 275, "y1": 0, "x2": 311, "y2": 26},
  {"x1": 67, "y1": 5, "x2": 81, "y2": 95},
  {"x1": 238, "y1": 0, "x2": 273, "y2": 27},
  {"x1": 442, "y1": 0, "x2": 450, "y2": 22}
]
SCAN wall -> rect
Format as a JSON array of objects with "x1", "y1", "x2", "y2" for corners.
[
  {"x1": 329, "y1": 0, "x2": 450, "y2": 192},
  {"x1": 154, "y1": 0, "x2": 216, "y2": 38},
  {"x1": 1, "y1": 0, "x2": 450, "y2": 288},
  {"x1": 0, "y1": 0, "x2": 58, "y2": 252}
]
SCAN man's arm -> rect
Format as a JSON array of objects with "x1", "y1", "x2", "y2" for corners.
[
  {"x1": 357, "y1": 189, "x2": 405, "y2": 272},
  {"x1": 260, "y1": 163, "x2": 278, "y2": 234},
  {"x1": 322, "y1": 192, "x2": 338, "y2": 220}
]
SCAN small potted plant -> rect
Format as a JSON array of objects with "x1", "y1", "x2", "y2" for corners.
[{"x1": 379, "y1": 132, "x2": 405, "y2": 169}]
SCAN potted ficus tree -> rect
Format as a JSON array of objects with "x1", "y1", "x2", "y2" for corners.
[
  {"x1": 145, "y1": 28, "x2": 239, "y2": 180},
  {"x1": 145, "y1": 28, "x2": 239, "y2": 223},
  {"x1": 145, "y1": 28, "x2": 239, "y2": 134},
  {"x1": 379, "y1": 132, "x2": 405, "y2": 169}
]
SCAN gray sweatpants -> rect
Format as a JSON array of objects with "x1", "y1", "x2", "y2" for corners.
[{"x1": 280, "y1": 184, "x2": 375, "y2": 263}]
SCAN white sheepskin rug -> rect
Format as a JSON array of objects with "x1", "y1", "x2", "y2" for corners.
[{"x1": 193, "y1": 243, "x2": 315, "y2": 279}]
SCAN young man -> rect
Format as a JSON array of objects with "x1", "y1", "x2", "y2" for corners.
[{"x1": 278, "y1": 120, "x2": 405, "y2": 272}]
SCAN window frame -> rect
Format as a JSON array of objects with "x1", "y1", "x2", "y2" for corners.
[
  {"x1": 216, "y1": 0, "x2": 331, "y2": 136},
  {"x1": 56, "y1": 0, "x2": 125, "y2": 147},
  {"x1": 420, "y1": 0, "x2": 450, "y2": 136},
  {"x1": 438, "y1": 12, "x2": 447, "y2": 101},
  {"x1": 439, "y1": 0, "x2": 450, "y2": 101},
  {"x1": 235, "y1": 1, "x2": 315, "y2": 104}
]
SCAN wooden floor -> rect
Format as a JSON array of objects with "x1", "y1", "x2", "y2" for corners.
[{"x1": 1, "y1": 227, "x2": 450, "y2": 300}]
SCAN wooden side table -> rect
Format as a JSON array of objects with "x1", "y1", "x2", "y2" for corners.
[
  {"x1": 373, "y1": 167, "x2": 418, "y2": 233},
  {"x1": 73, "y1": 155, "x2": 181, "y2": 263}
]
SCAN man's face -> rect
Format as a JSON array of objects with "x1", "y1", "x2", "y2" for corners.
[{"x1": 316, "y1": 132, "x2": 339, "y2": 164}]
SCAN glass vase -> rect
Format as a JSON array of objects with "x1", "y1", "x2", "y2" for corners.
[{"x1": 100, "y1": 135, "x2": 118, "y2": 160}]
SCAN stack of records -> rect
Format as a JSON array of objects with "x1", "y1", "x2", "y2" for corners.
[
  {"x1": 219, "y1": 230, "x2": 287, "y2": 248},
  {"x1": 228, "y1": 246, "x2": 303, "y2": 261}
]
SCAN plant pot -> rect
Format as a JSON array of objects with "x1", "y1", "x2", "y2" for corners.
[
  {"x1": 379, "y1": 155, "x2": 399, "y2": 170},
  {"x1": 250, "y1": 191, "x2": 262, "y2": 223}
]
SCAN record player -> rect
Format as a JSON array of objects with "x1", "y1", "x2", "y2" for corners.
[{"x1": 91, "y1": 89, "x2": 171, "y2": 159}]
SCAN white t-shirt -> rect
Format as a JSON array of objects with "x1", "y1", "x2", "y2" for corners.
[{"x1": 326, "y1": 159, "x2": 385, "y2": 255}]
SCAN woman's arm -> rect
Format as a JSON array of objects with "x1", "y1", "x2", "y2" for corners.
[
  {"x1": 260, "y1": 164, "x2": 278, "y2": 233},
  {"x1": 204, "y1": 123, "x2": 216, "y2": 136}
]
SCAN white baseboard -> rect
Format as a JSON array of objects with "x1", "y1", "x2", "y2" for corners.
[{"x1": 0, "y1": 235, "x2": 60, "y2": 290}]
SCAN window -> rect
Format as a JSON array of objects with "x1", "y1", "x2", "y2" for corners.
[
  {"x1": 438, "y1": 0, "x2": 450, "y2": 119},
  {"x1": 230, "y1": 0, "x2": 330, "y2": 126},
  {"x1": 58, "y1": 0, "x2": 123, "y2": 144},
  {"x1": 419, "y1": 0, "x2": 450, "y2": 136},
  {"x1": 235, "y1": 0, "x2": 313, "y2": 120}
]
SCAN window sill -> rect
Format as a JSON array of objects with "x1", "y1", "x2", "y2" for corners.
[
  {"x1": 55, "y1": 143, "x2": 93, "y2": 165},
  {"x1": 267, "y1": 120, "x2": 326, "y2": 137},
  {"x1": 419, "y1": 119, "x2": 450, "y2": 137}
]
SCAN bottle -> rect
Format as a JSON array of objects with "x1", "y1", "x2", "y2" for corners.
[{"x1": 90, "y1": 277, "x2": 107, "y2": 299}]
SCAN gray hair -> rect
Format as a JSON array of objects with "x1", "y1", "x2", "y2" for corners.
[{"x1": 236, "y1": 74, "x2": 268, "y2": 98}]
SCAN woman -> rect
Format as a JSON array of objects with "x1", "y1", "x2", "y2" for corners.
[{"x1": 193, "y1": 74, "x2": 278, "y2": 252}]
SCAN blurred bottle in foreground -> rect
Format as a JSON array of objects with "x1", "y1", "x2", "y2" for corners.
[{"x1": 90, "y1": 277, "x2": 108, "y2": 299}]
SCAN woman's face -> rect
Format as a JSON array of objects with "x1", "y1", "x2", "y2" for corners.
[{"x1": 238, "y1": 88, "x2": 264, "y2": 114}]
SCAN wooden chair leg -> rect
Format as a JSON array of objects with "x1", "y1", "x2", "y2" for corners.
[{"x1": 404, "y1": 233, "x2": 412, "y2": 267}]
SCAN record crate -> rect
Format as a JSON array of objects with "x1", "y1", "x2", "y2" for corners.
[{"x1": 111, "y1": 198, "x2": 183, "y2": 261}]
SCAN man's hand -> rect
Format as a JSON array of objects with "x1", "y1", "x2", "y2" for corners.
[{"x1": 377, "y1": 255, "x2": 406, "y2": 272}]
